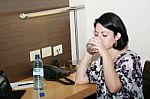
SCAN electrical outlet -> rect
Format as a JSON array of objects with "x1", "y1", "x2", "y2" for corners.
[
  {"x1": 53, "y1": 44, "x2": 63, "y2": 56},
  {"x1": 30, "y1": 49, "x2": 41, "y2": 62},
  {"x1": 42, "y1": 46, "x2": 52, "y2": 58}
]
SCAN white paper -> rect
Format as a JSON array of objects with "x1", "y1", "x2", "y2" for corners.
[{"x1": 10, "y1": 80, "x2": 33, "y2": 90}]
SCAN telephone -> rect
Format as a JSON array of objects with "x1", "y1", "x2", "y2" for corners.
[{"x1": 43, "y1": 64, "x2": 75, "y2": 85}]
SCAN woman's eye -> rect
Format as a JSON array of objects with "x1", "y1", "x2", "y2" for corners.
[{"x1": 102, "y1": 35, "x2": 107, "y2": 37}]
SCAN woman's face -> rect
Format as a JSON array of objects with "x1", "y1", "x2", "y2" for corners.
[{"x1": 94, "y1": 23, "x2": 120, "y2": 50}]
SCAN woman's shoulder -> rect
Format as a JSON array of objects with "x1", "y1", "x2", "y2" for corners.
[
  {"x1": 119, "y1": 50, "x2": 140, "y2": 59},
  {"x1": 126, "y1": 50, "x2": 139, "y2": 55},
  {"x1": 115, "y1": 50, "x2": 142, "y2": 70},
  {"x1": 115, "y1": 50, "x2": 141, "y2": 65}
]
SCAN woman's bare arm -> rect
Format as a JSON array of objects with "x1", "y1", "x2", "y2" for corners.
[{"x1": 75, "y1": 52, "x2": 92, "y2": 84}]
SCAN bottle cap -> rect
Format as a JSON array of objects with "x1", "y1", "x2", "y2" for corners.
[
  {"x1": 35, "y1": 54, "x2": 40, "y2": 60},
  {"x1": 39, "y1": 92, "x2": 45, "y2": 97}
]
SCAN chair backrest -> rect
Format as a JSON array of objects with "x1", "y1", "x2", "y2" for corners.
[{"x1": 143, "y1": 60, "x2": 150, "y2": 98}]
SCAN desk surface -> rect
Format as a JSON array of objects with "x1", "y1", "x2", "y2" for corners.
[{"x1": 21, "y1": 74, "x2": 96, "y2": 99}]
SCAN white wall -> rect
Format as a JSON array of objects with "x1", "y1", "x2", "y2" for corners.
[{"x1": 69, "y1": 0, "x2": 150, "y2": 67}]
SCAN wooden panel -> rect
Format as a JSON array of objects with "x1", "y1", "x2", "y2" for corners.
[
  {"x1": 0, "y1": 0, "x2": 68, "y2": 14},
  {"x1": 0, "y1": 0, "x2": 71, "y2": 82}
]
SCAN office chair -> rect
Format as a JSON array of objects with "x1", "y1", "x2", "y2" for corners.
[{"x1": 143, "y1": 60, "x2": 150, "y2": 99}]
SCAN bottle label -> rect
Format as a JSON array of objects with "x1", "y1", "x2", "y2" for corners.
[{"x1": 33, "y1": 68, "x2": 44, "y2": 76}]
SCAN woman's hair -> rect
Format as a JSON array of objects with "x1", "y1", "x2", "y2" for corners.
[{"x1": 94, "y1": 12, "x2": 129, "y2": 50}]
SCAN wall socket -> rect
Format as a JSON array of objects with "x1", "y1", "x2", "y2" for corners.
[
  {"x1": 42, "y1": 46, "x2": 52, "y2": 58},
  {"x1": 53, "y1": 44, "x2": 63, "y2": 56},
  {"x1": 30, "y1": 49, "x2": 41, "y2": 61}
]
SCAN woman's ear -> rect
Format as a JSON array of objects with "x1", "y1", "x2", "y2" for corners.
[{"x1": 115, "y1": 32, "x2": 121, "y2": 40}]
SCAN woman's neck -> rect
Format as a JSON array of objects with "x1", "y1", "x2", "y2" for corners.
[{"x1": 108, "y1": 48, "x2": 128, "y2": 62}]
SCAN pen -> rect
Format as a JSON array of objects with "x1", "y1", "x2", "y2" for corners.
[{"x1": 18, "y1": 83, "x2": 33, "y2": 86}]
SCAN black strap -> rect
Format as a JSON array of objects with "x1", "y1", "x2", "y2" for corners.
[{"x1": 57, "y1": 77, "x2": 75, "y2": 85}]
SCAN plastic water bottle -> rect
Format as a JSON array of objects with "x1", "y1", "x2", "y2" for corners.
[
  {"x1": 34, "y1": 90, "x2": 45, "y2": 99},
  {"x1": 33, "y1": 54, "x2": 45, "y2": 98}
]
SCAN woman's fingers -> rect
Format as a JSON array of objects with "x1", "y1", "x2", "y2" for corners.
[
  {"x1": 88, "y1": 37, "x2": 102, "y2": 45},
  {"x1": 87, "y1": 36, "x2": 104, "y2": 54}
]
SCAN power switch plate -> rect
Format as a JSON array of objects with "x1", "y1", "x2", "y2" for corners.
[
  {"x1": 42, "y1": 46, "x2": 52, "y2": 58},
  {"x1": 30, "y1": 49, "x2": 41, "y2": 62},
  {"x1": 53, "y1": 44, "x2": 63, "y2": 56}
]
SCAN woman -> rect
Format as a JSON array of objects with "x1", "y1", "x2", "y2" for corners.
[{"x1": 75, "y1": 12, "x2": 143, "y2": 99}]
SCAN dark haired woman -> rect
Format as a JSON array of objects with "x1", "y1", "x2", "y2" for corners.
[{"x1": 75, "y1": 12, "x2": 143, "y2": 98}]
